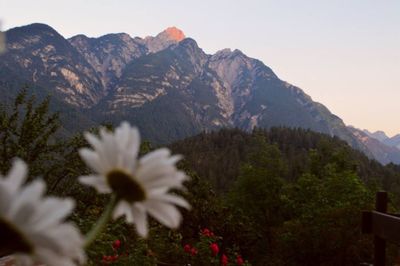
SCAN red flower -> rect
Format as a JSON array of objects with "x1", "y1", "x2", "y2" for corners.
[
  {"x1": 184, "y1": 244, "x2": 192, "y2": 253},
  {"x1": 190, "y1": 247, "x2": 198, "y2": 256},
  {"x1": 210, "y1": 243, "x2": 219, "y2": 256},
  {"x1": 222, "y1": 254, "x2": 228, "y2": 266},
  {"x1": 236, "y1": 255, "x2": 244, "y2": 265},
  {"x1": 102, "y1": 255, "x2": 113, "y2": 263},
  {"x1": 113, "y1": 239, "x2": 121, "y2": 249},
  {"x1": 111, "y1": 255, "x2": 119, "y2": 262},
  {"x1": 201, "y1": 228, "x2": 215, "y2": 237}
]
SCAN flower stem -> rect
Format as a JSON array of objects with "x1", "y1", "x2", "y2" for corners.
[{"x1": 84, "y1": 195, "x2": 118, "y2": 248}]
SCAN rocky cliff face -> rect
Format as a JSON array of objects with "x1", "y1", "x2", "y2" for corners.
[
  {"x1": 0, "y1": 23, "x2": 387, "y2": 161},
  {"x1": 1, "y1": 23, "x2": 105, "y2": 107},
  {"x1": 69, "y1": 33, "x2": 147, "y2": 89}
]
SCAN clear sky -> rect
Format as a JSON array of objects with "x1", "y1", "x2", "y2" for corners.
[{"x1": 1, "y1": 0, "x2": 399, "y2": 135}]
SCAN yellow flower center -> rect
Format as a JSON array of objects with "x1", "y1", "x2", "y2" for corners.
[
  {"x1": 106, "y1": 170, "x2": 146, "y2": 202},
  {"x1": 0, "y1": 217, "x2": 33, "y2": 257}
]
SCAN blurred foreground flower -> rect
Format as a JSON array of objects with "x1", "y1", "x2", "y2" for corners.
[
  {"x1": 0, "y1": 159, "x2": 85, "y2": 266},
  {"x1": 79, "y1": 122, "x2": 190, "y2": 238}
]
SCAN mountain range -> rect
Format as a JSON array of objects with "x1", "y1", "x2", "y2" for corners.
[
  {"x1": 0, "y1": 23, "x2": 399, "y2": 164},
  {"x1": 364, "y1": 130, "x2": 400, "y2": 150}
]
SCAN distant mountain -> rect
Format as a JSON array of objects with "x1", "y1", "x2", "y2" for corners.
[
  {"x1": 349, "y1": 127, "x2": 400, "y2": 165},
  {"x1": 383, "y1": 134, "x2": 400, "y2": 150},
  {"x1": 363, "y1": 130, "x2": 389, "y2": 142},
  {"x1": 361, "y1": 129, "x2": 400, "y2": 158},
  {"x1": 0, "y1": 22, "x2": 392, "y2": 163}
]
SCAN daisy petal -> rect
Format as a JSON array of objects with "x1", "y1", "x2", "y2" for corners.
[
  {"x1": 78, "y1": 148, "x2": 104, "y2": 173},
  {"x1": 113, "y1": 200, "x2": 133, "y2": 223},
  {"x1": 132, "y1": 204, "x2": 148, "y2": 237},
  {"x1": 33, "y1": 198, "x2": 75, "y2": 230},
  {"x1": 5, "y1": 158, "x2": 28, "y2": 193},
  {"x1": 79, "y1": 175, "x2": 111, "y2": 193},
  {"x1": 144, "y1": 201, "x2": 182, "y2": 229},
  {"x1": 150, "y1": 194, "x2": 190, "y2": 209},
  {"x1": 8, "y1": 179, "x2": 45, "y2": 219},
  {"x1": 139, "y1": 148, "x2": 170, "y2": 165}
]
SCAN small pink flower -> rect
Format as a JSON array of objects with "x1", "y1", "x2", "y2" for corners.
[
  {"x1": 184, "y1": 244, "x2": 192, "y2": 253},
  {"x1": 190, "y1": 247, "x2": 198, "y2": 256},
  {"x1": 236, "y1": 255, "x2": 244, "y2": 265},
  {"x1": 113, "y1": 239, "x2": 121, "y2": 249},
  {"x1": 201, "y1": 228, "x2": 215, "y2": 237},
  {"x1": 210, "y1": 243, "x2": 219, "y2": 256},
  {"x1": 222, "y1": 254, "x2": 228, "y2": 266}
]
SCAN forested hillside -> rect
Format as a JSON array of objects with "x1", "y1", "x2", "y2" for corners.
[{"x1": 2, "y1": 92, "x2": 400, "y2": 265}]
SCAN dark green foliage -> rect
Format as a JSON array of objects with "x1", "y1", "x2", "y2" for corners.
[
  {"x1": 0, "y1": 89, "x2": 62, "y2": 180},
  {"x1": 171, "y1": 128, "x2": 400, "y2": 265},
  {"x1": 3, "y1": 90, "x2": 400, "y2": 265}
]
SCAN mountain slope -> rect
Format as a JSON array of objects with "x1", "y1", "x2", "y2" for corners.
[
  {"x1": 69, "y1": 33, "x2": 147, "y2": 89},
  {"x1": 0, "y1": 23, "x2": 389, "y2": 161},
  {"x1": 0, "y1": 23, "x2": 105, "y2": 107}
]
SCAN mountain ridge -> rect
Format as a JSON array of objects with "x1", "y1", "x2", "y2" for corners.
[{"x1": 1, "y1": 23, "x2": 397, "y2": 164}]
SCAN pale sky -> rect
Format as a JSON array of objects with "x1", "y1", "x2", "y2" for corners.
[{"x1": 1, "y1": 0, "x2": 399, "y2": 136}]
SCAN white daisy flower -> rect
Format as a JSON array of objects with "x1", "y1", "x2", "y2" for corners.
[
  {"x1": 79, "y1": 122, "x2": 190, "y2": 237},
  {"x1": 0, "y1": 159, "x2": 85, "y2": 266}
]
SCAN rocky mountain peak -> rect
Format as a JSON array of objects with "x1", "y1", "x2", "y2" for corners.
[
  {"x1": 162, "y1": 26, "x2": 185, "y2": 42},
  {"x1": 5, "y1": 23, "x2": 64, "y2": 47},
  {"x1": 144, "y1": 26, "x2": 186, "y2": 53}
]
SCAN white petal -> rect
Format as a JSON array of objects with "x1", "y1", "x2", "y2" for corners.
[
  {"x1": 150, "y1": 194, "x2": 191, "y2": 209},
  {"x1": 136, "y1": 161, "x2": 180, "y2": 184},
  {"x1": 99, "y1": 129, "x2": 119, "y2": 167},
  {"x1": 14, "y1": 254, "x2": 33, "y2": 266},
  {"x1": 115, "y1": 122, "x2": 140, "y2": 159},
  {"x1": 84, "y1": 132, "x2": 103, "y2": 151},
  {"x1": 84, "y1": 132, "x2": 112, "y2": 170},
  {"x1": 35, "y1": 247, "x2": 76, "y2": 266},
  {"x1": 32, "y1": 198, "x2": 75, "y2": 230},
  {"x1": 132, "y1": 203, "x2": 148, "y2": 237},
  {"x1": 43, "y1": 223, "x2": 85, "y2": 263},
  {"x1": 144, "y1": 172, "x2": 188, "y2": 190},
  {"x1": 78, "y1": 175, "x2": 111, "y2": 193},
  {"x1": 113, "y1": 200, "x2": 134, "y2": 223},
  {"x1": 144, "y1": 201, "x2": 182, "y2": 229},
  {"x1": 0, "y1": 184, "x2": 11, "y2": 214},
  {"x1": 78, "y1": 148, "x2": 105, "y2": 173},
  {"x1": 8, "y1": 179, "x2": 45, "y2": 220},
  {"x1": 139, "y1": 148, "x2": 170, "y2": 165},
  {"x1": 5, "y1": 158, "x2": 28, "y2": 194},
  {"x1": 11, "y1": 200, "x2": 37, "y2": 228}
]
